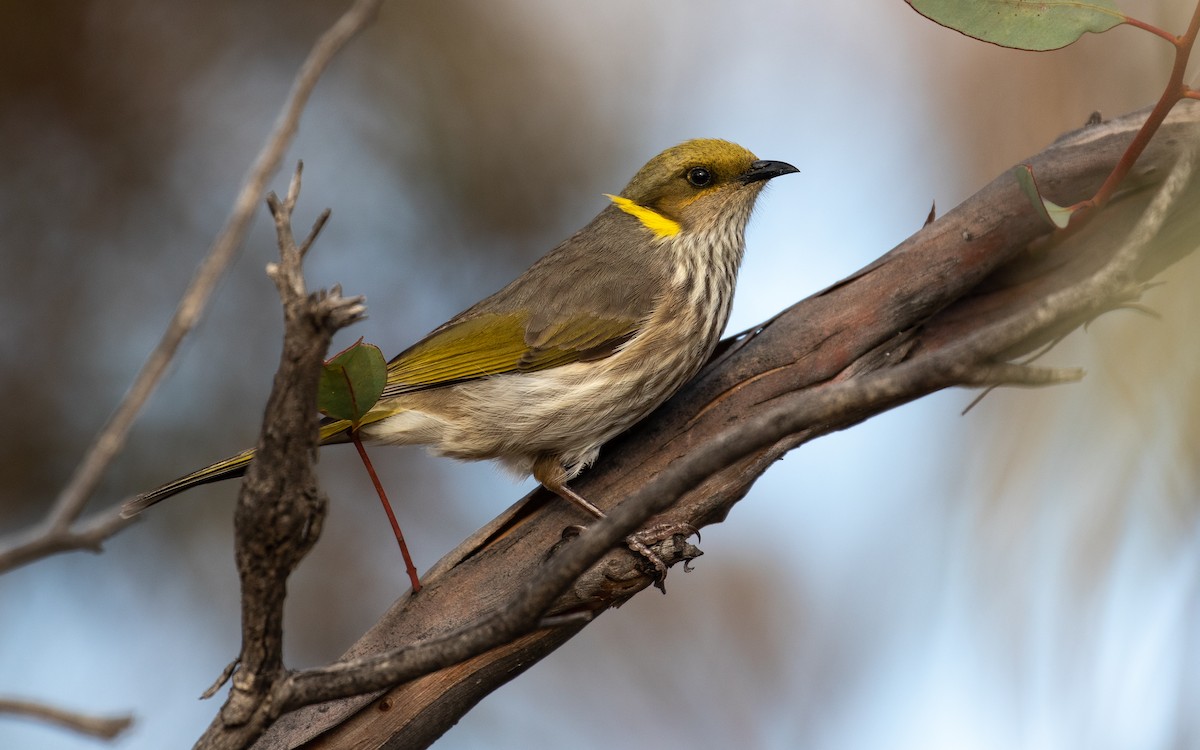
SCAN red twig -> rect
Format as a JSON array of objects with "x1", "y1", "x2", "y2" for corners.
[
  {"x1": 1077, "y1": 1, "x2": 1200, "y2": 214},
  {"x1": 1120, "y1": 15, "x2": 1179, "y2": 45},
  {"x1": 351, "y1": 433, "x2": 421, "y2": 593}
]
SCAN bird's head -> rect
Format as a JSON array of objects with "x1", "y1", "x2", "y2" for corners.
[{"x1": 607, "y1": 138, "x2": 798, "y2": 239}]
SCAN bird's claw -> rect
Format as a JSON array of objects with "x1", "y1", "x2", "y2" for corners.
[
  {"x1": 627, "y1": 522, "x2": 700, "y2": 593},
  {"x1": 548, "y1": 522, "x2": 701, "y2": 593}
]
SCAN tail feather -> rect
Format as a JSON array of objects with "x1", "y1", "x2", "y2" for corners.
[
  {"x1": 121, "y1": 448, "x2": 257, "y2": 517},
  {"x1": 121, "y1": 418, "x2": 357, "y2": 518}
]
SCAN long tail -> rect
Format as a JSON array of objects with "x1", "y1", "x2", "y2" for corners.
[{"x1": 121, "y1": 419, "x2": 356, "y2": 517}]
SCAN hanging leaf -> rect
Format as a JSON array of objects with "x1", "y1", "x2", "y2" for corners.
[
  {"x1": 907, "y1": 0, "x2": 1126, "y2": 51},
  {"x1": 318, "y1": 338, "x2": 387, "y2": 425},
  {"x1": 1013, "y1": 164, "x2": 1075, "y2": 228}
]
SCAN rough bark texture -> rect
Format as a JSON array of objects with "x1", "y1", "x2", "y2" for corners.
[
  {"x1": 195, "y1": 176, "x2": 366, "y2": 750},
  {"x1": 245, "y1": 102, "x2": 1200, "y2": 749}
]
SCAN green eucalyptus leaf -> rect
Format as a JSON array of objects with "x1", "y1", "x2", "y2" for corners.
[
  {"x1": 318, "y1": 338, "x2": 387, "y2": 425},
  {"x1": 1014, "y1": 164, "x2": 1075, "y2": 228},
  {"x1": 908, "y1": 0, "x2": 1125, "y2": 51}
]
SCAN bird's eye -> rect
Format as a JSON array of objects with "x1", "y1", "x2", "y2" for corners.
[{"x1": 686, "y1": 167, "x2": 712, "y2": 187}]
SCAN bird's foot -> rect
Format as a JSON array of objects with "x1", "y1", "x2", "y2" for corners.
[
  {"x1": 627, "y1": 522, "x2": 700, "y2": 593},
  {"x1": 549, "y1": 522, "x2": 701, "y2": 593}
]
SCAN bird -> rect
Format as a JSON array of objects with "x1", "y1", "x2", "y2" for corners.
[{"x1": 123, "y1": 139, "x2": 797, "y2": 541}]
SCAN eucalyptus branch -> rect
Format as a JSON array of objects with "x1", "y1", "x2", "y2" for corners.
[
  {"x1": 1083, "y1": 0, "x2": 1200, "y2": 212},
  {"x1": 246, "y1": 104, "x2": 1200, "y2": 749}
]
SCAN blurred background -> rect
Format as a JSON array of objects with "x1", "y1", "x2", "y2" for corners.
[{"x1": 2, "y1": 1, "x2": 1198, "y2": 747}]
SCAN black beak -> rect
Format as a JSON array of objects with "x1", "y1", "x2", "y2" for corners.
[{"x1": 740, "y1": 159, "x2": 800, "y2": 185}]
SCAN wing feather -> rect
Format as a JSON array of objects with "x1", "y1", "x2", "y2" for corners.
[
  {"x1": 382, "y1": 311, "x2": 641, "y2": 398},
  {"x1": 380, "y1": 205, "x2": 667, "y2": 399}
]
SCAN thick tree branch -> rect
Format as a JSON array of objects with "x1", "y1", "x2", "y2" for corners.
[{"x1": 239, "y1": 102, "x2": 1200, "y2": 749}]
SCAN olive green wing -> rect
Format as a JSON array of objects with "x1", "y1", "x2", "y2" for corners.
[
  {"x1": 380, "y1": 310, "x2": 640, "y2": 398},
  {"x1": 381, "y1": 204, "x2": 673, "y2": 399}
]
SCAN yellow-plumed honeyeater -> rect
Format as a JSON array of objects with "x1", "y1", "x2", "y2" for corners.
[{"x1": 124, "y1": 139, "x2": 797, "y2": 520}]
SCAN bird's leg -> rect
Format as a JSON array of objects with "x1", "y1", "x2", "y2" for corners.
[
  {"x1": 531, "y1": 456, "x2": 607, "y2": 520},
  {"x1": 537, "y1": 475, "x2": 606, "y2": 520},
  {"x1": 533, "y1": 456, "x2": 680, "y2": 582}
]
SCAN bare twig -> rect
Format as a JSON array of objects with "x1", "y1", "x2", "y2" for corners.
[
  {"x1": 201, "y1": 659, "x2": 242, "y2": 701},
  {"x1": 0, "y1": 511, "x2": 131, "y2": 574},
  {"x1": 0, "y1": 697, "x2": 132, "y2": 740},
  {"x1": 0, "y1": 0, "x2": 385, "y2": 576},
  {"x1": 194, "y1": 162, "x2": 364, "y2": 749}
]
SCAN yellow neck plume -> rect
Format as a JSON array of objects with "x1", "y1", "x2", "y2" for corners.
[{"x1": 605, "y1": 194, "x2": 681, "y2": 239}]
